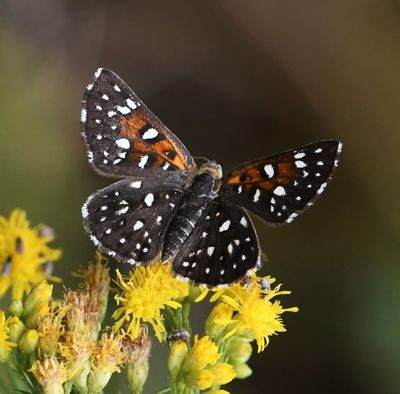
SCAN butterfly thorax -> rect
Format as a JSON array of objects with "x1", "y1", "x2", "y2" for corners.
[{"x1": 161, "y1": 163, "x2": 222, "y2": 263}]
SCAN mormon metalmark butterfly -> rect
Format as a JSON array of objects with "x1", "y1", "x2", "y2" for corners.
[{"x1": 81, "y1": 68, "x2": 342, "y2": 286}]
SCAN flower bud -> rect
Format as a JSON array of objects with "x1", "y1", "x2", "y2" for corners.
[
  {"x1": 23, "y1": 281, "x2": 52, "y2": 328},
  {"x1": 233, "y1": 362, "x2": 252, "y2": 379},
  {"x1": 124, "y1": 325, "x2": 151, "y2": 394},
  {"x1": 168, "y1": 340, "x2": 189, "y2": 377},
  {"x1": 205, "y1": 303, "x2": 234, "y2": 339},
  {"x1": 8, "y1": 300, "x2": 23, "y2": 317},
  {"x1": 19, "y1": 329, "x2": 39, "y2": 354},
  {"x1": 227, "y1": 337, "x2": 252, "y2": 364},
  {"x1": 7, "y1": 316, "x2": 25, "y2": 343}
]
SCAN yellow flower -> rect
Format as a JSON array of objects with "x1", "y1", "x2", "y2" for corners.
[
  {"x1": 0, "y1": 310, "x2": 16, "y2": 361},
  {"x1": 212, "y1": 276, "x2": 298, "y2": 352},
  {"x1": 207, "y1": 363, "x2": 236, "y2": 386},
  {"x1": 0, "y1": 209, "x2": 61, "y2": 299},
  {"x1": 181, "y1": 335, "x2": 236, "y2": 390},
  {"x1": 204, "y1": 391, "x2": 230, "y2": 394},
  {"x1": 182, "y1": 335, "x2": 220, "y2": 372},
  {"x1": 113, "y1": 261, "x2": 189, "y2": 341}
]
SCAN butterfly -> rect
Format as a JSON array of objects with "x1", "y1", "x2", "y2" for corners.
[{"x1": 81, "y1": 68, "x2": 342, "y2": 286}]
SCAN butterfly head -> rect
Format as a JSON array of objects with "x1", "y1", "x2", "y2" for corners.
[{"x1": 198, "y1": 161, "x2": 223, "y2": 179}]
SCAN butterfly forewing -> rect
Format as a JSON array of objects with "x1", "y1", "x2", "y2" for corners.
[
  {"x1": 172, "y1": 197, "x2": 260, "y2": 286},
  {"x1": 82, "y1": 179, "x2": 183, "y2": 264},
  {"x1": 81, "y1": 68, "x2": 197, "y2": 187},
  {"x1": 221, "y1": 140, "x2": 342, "y2": 224}
]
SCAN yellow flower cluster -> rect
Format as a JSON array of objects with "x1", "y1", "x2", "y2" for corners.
[
  {"x1": 0, "y1": 209, "x2": 61, "y2": 299},
  {"x1": 169, "y1": 335, "x2": 236, "y2": 392},
  {"x1": 206, "y1": 275, "x2": 299, "y2": 352},
  {"x1": 113, "y1": 261, "x2": 190, "y2": 341}
]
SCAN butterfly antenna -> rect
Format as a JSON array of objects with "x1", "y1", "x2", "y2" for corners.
[{"x1": 193, "y1": 156, "x2": 210, "y2": 164}]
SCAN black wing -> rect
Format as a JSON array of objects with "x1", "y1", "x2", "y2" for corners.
[
  {"x1": 220, "y1": 140, "x2": 342, "y2": 225},
  {"x1": 82, "y1": 179, "x2": 183, "y2": 264},
  {"x1": 81, "y1": 68, "x2": 197, "y2": 188},
  {"x1": 171, "y1": 197, "x2": 261, "y2": 286}
]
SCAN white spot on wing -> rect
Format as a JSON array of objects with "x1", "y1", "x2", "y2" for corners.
[
  {"x1": 116, "y1": 138, "x2": 130, "y2": 149},
  {"x1": 240, "y1": 217, "x2": 248, "y2": 227},
  {"x1": 253, "y1": 189, "x2": 261, "y2": 202},
  {"x1": 219, "y1": 220, "x2": 231, "y2": 232},
  {"x1": 273, "y1": 186, "x2": 286, "y2": 196},
  {"x1": 138, "y1": 155, "x2": 149, "y2": 168},
  {"x1": 94, "y1": 68, "x2": 103, "y2": 78},
  {"x1": 131, "y1": 181, "x2": 142, "y2": 188},
  {"x1": 144, "y1": 193, "x2": 154, "y2": 207},
  {"x1": 133, "y1": 220, "x2": 144, "y2": 230},
  {"x1": 81, "y1": 109, "x2": 87, "y2": 122},
  {"x1": 207, "y1": 246, "x2": 215, "y2": 256},
  {"x1": 294, "y1": 152, "x2": 306, "y2": 159},
  {"x1": 317, "y1": 182, "x2": 328, "y2": 194},
  {"x1": 117, "y1": 106, "x2": 131, "y2": 115},
  {"x1": 295, "y1": 160, "x2": 307, "y2": 168},
  {"x1": 142, "y1": 128, "x2": 158, "y2": 140},
  {"x1": 102, "y1": 94, "x2": 109, "y2": 100},
  {"x1": 108, "y1": 110, "x2": 116, "y2": 117},
  {"x1": 126, "y1": 98, "x2": 137, "y2": 109},
  {"x1": 315, "y1": 148, "x2": 322, "y2": 153},
  {"x1": 114, "y1": 84, "x2": 121, "y2": 92},
  {"x1": 116, "y1": 206, "x2": 129, "y2": 215},
  {"x1": 264, "y1": 164, "x2": 274, "y2": 178}
]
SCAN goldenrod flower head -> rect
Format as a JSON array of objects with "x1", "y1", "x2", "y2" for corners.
[
  {"x1": 183, "y1": 335, "x2": 220, "y2": 372},
  {"x1": 60, "y1": 290, "x2": 97, "y2": 382},
  {"x1": 113, "y1": 262, "x2": 189, "y2": 341},
  {"x1": 91, "y1": 332, "x2": 125, "y2": 373},
  {"x1": 88, "y1": 332, "x2": 125, "y2": 392},
  {"x1": 23, "y1": 281, "x2": 53, "y2": 328},
  {"x1": 75, "y1": 251, "x2": 110, "y2": 324},
  {"x1": 37, "y1": 306, "x2": 65, "y2": 355},
  {"x1": 6, "y1": 315, "x2": 25, "y2": 344},
  {"x1": 184, "y1": 369, "x2": 215, "y2": 390},
  {"x1": 205, "y1": 302, "x2": 234, "y2": 339},
  {"x1": 207, "y1": 362, "x2": 236, "y2": 386},
  {"x1": 19, "y1": 328, "x2": 39, "y2": 354},
  {"x1": 213, "y1": 276, "x2": 298, "y2": 352},
  {"x1": 204, "y1": 391, "x2": 230, "y2": 394},
  {"x1": 0, "y1": 310, "x2": 16, "y2": 362},
  {"x1": 123, "y1": 325, "x2": 151, "y2": 394},
  {"x1": 30, "y1": 355, "x2": 68, "y2": 394},
  {"x1": 63, "y1": 289, "x2": 101, "y2": 340},
  {"x1": 0, "y1": 209, "x2": 61, "y2": 300}
]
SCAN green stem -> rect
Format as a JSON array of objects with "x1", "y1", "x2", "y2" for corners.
[{"x1": 156, "y1": 388, "x2": 171, "y2": 394}]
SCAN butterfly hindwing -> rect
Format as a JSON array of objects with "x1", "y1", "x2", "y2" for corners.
[
  {"x1": 81, "y1": 68, "x2": 197, "y2": 187},
  {"x1": 82, "y1": 179, "x2": 183, "y2": 264},
  {"x1": 172, "y1": 197, "x2": 260, "y2": 286},
  {"x1": 221, "y1": 140, "x2": 342, "y2": 225}
]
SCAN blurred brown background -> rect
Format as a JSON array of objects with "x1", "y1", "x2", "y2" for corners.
[{"x1": 1, "y1": 1, "x2": 399, "y2": 393}]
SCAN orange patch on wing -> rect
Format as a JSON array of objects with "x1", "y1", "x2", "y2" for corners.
[
  {"x1": 152, "y1": 139, "x2": 187, "y2": 171},
  {"x1": 119, "y1": 114, "x2": 147, "y2": 139}
]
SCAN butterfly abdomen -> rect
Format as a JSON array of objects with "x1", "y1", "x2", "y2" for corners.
[{"x1": 161, "y1": 172, "x2": 217, "y2": 262}]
